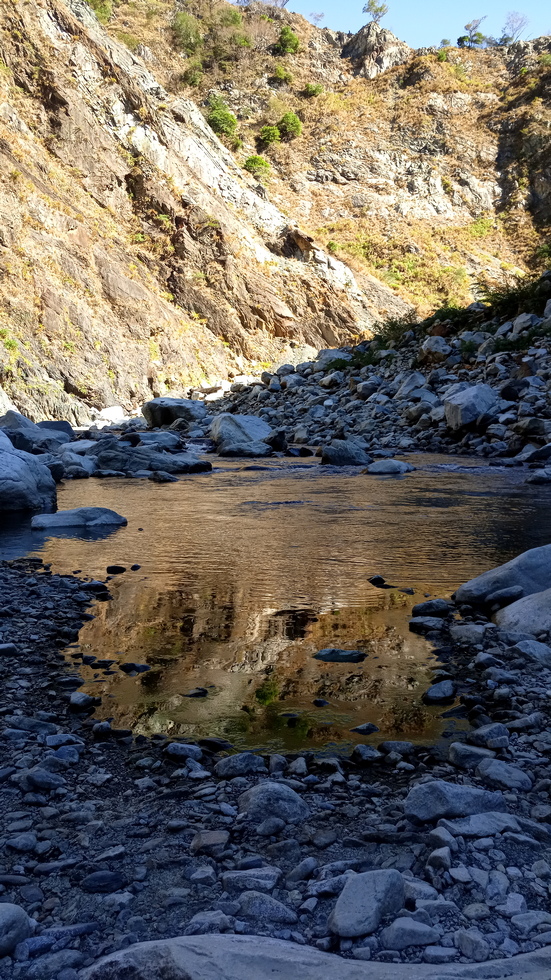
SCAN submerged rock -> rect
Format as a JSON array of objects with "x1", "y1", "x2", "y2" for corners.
[
  {"x1": 31, "y1": 507, "x2": 127, "y2": 529},
  {"x1": 313, "y1": 648, "x2": 366, "y2": 663}
]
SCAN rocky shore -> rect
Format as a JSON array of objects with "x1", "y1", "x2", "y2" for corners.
[{"x1": 0, "y1": 542, "x2": 551, "y2": 979}]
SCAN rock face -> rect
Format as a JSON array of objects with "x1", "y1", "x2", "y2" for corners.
[
  {"x1": 31, "y1": 507, "x2": 127, "y2": 530},
  {"x1": 0, "y1": 446, "x2": 57, "y2": 511},
  {"x1": 328, "y1": 870, "x2": 404, "y2": 937},
  {"x1": 456, "y1": 545, "x2": 551, "y2": 605},
  {"x1": 342, "y1": 22, "x2": 412, "y2": 78}
]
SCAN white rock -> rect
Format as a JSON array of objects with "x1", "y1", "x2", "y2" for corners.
[
  {"x1": 210, "y1": 413, "x2": 272, "y2": 446},
  {"x1": 444, "y1": 384, "x2": 498, "y2": 430}
]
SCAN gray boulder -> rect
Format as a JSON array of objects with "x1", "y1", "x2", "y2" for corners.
[
  {"x1": 31, "y1": 507, "x2": 127, "y2": 530},
  {"x1": 238, "y1": 781, "x2": 309, "y2": 824},
  {"x1": 78, "y1": 933, "x2": 551, "y2": 980},
  {"x1": 444, "y1": 384, "x2": 498, "y2": 431},
  {"x1": 423, "y1": 679, "x2": 456, "y2": 703},
  {"x1": 404, "y1": 779, "x2": 504, "y2": 823},
  {"x1": 475, "y1": 758, "x2": 533, "y2": 791},
  {"x1": 95, "y1": 446, "x2": 211, "y2": 475},
  {"x1": 222, "y1": 867, "x2": 281, "y2": 893},
  {"x1": 455, "y1": 545, "x2": 551, "y2": 605},
  {"x1": 420, "y1": 336, "x2": 452, "y2": 362},
  {"x1": 0, "y1": 410, "x2": 69, "y2": 453},
  {"x1": 511, "y1": 638, "x2": 551, "y2": 667},
  {"x1": 237, "y1": 892, "x2": 297, "y2": 924},
  {"x1": 214, "y1": 752, "x2": 267, "y2": 778},
  {"x1": 496, "y1": 588, "x2": 551, "y2": 633},
  {"x1": 321, "y1": 440, "x2": 372, "y2": 466},
  {"x1": 365, "y1": 459, "x2": 414, "y2": 475},
  {"x1": 448, "y1": 742, "x2": 495, "y2": 770},
  {"x1": 380, "y1": 917, "x2": 439, "y2": 950},
  {"x1": 139, "y1": 431, "x2": 181, "y2": 450},
  {"x1": 329, "y1": 870, "x2": 404, "y2": 937},
  {"x1": 0, "y1": 446, "x2": 57, "y2": 511},
  {"x1": 217, "y1": 440, "x2": 273, "y2": 458},
  {"x1": 0, "y1": 903, "x2": 34, "y2": 955},
  {"x1": 142, "y1": 398, "x2": 207, "y2": 428},
  {"x1": 210, "y1": 414, "x2": 272, "y2": 447}
]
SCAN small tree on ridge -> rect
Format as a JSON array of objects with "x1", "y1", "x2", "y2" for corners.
[{"x1": 362, "y1": 0, "x2": 389, "y2": 24}]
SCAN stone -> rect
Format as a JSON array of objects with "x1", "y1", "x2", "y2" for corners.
[
  {"x1": 475, "y1": 758, "x2": 533, "y2": 791},
  {"x1": 0, "y1": 903, "x2": 33, "y2": 955},
  {"x1": 423, "y1": 679, "x2": 456, "y2": 703},
  {"x1": 79, "y1": 933, "x2": 551, "y2": 980},
  {"x1": 411, "y1": 599, "x2": 452, "y2": 617},
  {"x1": 237, "y1": 891, "x2": 297, "y2": 924},
  {"x1": 511, "y1": 912, "x2": 551, "y2": 937},
  {"x1": 81, "y1": 871, "x2": 124, "y2": 893},
  {"x1": 448, "y1": 742, "x2": 495, "y2": 769},
  {"x1": 444, "y1": 384, "x2": 498, "y2": 431},
  {"x1": 380, "y1": 917, "x2": 439, "y2": 950},
  {"x1": 426, "y1": 846, "x2": 452, "y2": 871},
  {"x1": 511, "y1": 639, "x2": 551, "y2": 667},
  {"x1": 455, "y1": 928, "x2": 490, "y2": 962},
  {"x1": 190, "y1": 830, "x2": 229, "y2": 855},
  {"x1": 238, "y1": 782, "x2": 309, "y2": 825},
  {"x1": 328, "y1": 869, "x2": 404, "y2": 937},
  {"x1": 218, "y1": 440, "x2": 274, "y2": 458},
  {"x1": 165, "y1": 742, "x2": 203, "y2": 761},
  {"x1": 423, "y1": 946, "x2": 457, "y2": 964},
  {"x1": 142, "y1": 398, "x2": 207, "y2": 427},
  {"x1": 352, "y1": 745, "x2": 382, "y2": 764},
  {"x1": 321, "y1": 440, "x2": 372, "y2": 466},
  {"x1": 313, "y1": 648, "x2": 366, "y2": 663},
  {"x1": 222, "y1": 867, "x2": 281, "y2": 893},
  {"x1": 456, "y1": 544, "x2": 551, "y2": 605},
  {"x1": 350, "y1": 722, "x2": 379, "y2": 735},
  {"x1": 0, "y1": 446, "x2": 57, "y2": 511},
  {"x1": 214, "y1": 753, "x2": 267, "y2": 778},
  {"x1": 184, "y1": 910, "x2": 232, "y2": 935},
  {"x1": 438, "y1": 812, "x2": 521, "y2": 838},
  {"x1": 404, "y1": 779, "x2": 504, "y2": 823},
  {"x1": 496, "y1": 588, "x2": 551, "y2": 633},
  {"x1": 365, "y1": 459, "x2": 413, "y2": 475},
  {"x1": 139, "y1": 431, "x2": 181, "y2": 449},
  {"x1": 31, "y1": 507, "x2": 127, "y2": 529},
  {"x1": 420, "y1": 335, "x2": 452, "y2": 362},
  {"x1": 210, "y1": 414, "x2": 272, "y2": 447},
  {"x1": 467, "y1": 723, "x2": 510, "y2": 750}
]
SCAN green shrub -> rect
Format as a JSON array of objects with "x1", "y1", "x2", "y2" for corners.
[
  {"x1": 277, "y1": 111, "x2": 302, "y2": 139},
  {"x1": 327, "y1": 240, "x2": 338, "y2": 253},
  {"x1": 172, "y1": 12, "x2": 202, "y2": 54},
  {"x1": 273, "y1": 64, "x2": 293, "y2": 84},
  {"x1": 243, "y1": 155, "x2": 271, "y2": 179},
  {"x1": 539, "y1": 53, "x2": 551, "y2": 67},
  {"x1": 207, "y1": 95, "x2": 238, "y2": 138},
  {"x1": 259, "y1": 124, "x2": 281, "y2": 144},
  {"x1": 255, "y1": 676, "x2": 280, "y2": 706},
  {"x1": 303, "y1": 82, "x2": 323, "y2": 96},
  {"x1": 273, "y1": 25, "x2": 299, "y2": 55},
  {"x1": 479, "y1": 273, "x2": 550, "y2": 318},
  {"x1": 219, "y1": 8, "x2": 242, "y2": 26},
  {"x1": 372, "y1": 309, "x2": 420, "y2": 346},
  {"x1": 437, "y1": 49, "x2": 448, "y2": 61},
  {"x1": 89, "y1": 0, "x2": 112, "y2": 23},
  {"x1": 182, "y1": 61, "x2": 203, "y2": 87}
]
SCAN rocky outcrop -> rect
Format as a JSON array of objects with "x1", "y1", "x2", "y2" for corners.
[{"x1": 342, "y1": 22, "x2": 412, "y2": 78}]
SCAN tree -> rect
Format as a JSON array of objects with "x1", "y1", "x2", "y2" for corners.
[
  {"x1": 310, "y1": 12, "x2": 325, "y2": 25},
  {"x1": 362, "y1": 0, "x2": 389, "y2": 24},
  {"x1": 439, "y1": 38, "x2": 451, "y2": 47},
  {"x1": 501, "y1": 11, "x2": 529, "y2": 42},
  {"x1": 457, "y1": 17, "x2": 486, "y2": 48}
]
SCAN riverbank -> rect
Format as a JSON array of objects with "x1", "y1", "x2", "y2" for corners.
[{"x1": 1, "y1": 550, "x2": 551, "y2": 979}]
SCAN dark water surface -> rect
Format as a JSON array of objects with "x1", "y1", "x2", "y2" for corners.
[{"x1": 2, "y1": 455, "x2": 550, "y2": 753}]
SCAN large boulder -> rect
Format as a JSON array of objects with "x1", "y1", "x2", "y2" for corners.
[
  {"x1": 321, "y1": 440, "x2": 372, "y2": 466},
  {"x1": 0, "y1": 903, "x2": 34, "y2": 955},
  {"x1": 342, "y1": 22, "x2": 411, "y2": 79},
  {"x1": 238, "y1": 781, "x2": 309, "y2": 824},
  {"x1": 455, "y1": 545, "x2": 551, "y2": 606},
  {"x1": 79, "y1": 933, "x2": 551, "y2": 980},
  {"x1": 0, "y1": 410, "x2": 69, "y2": 453},
  {"x1": 31, "y1": 507, "x2": 127, "y2": 530},
  {"x1": 0, "y1": 446, "x2": 57, "y2": 511},
  {"x1": 420, "y1": 336, "x2": 451, "y2": 363},
  {"x1": 404, "y1": 779, "x2": 504, "y2": 823},
  {"x1": 94, "y1": 446, "x2": 211, "y2": 475},
  {"x1": 142, "y1": 398, "x2": 207, "y2": 428},
  {"x1": 495, "y1": 588, "x2": 551, "y2": 633},
  {"x1": 209, "y1": 414, "x2": 272, "y2": 448},
  {"x1": 444, "y1": 384, "x2": 498, "y2": 431},
  {"x1": 329, "y1": 870, "x2": 404, "y2": 937}
]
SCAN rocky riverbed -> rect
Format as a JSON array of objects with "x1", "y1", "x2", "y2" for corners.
[{"x1": 1, "y1": 544, "x2": 551, "y2": 978}]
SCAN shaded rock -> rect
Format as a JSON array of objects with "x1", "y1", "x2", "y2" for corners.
[
  {"x1": 423, "y1": 679, "x2": 456, "y2": 703},
  {"x1": 496, "y1": 588, "x2": 551, "y2": 633},
  {"x1": 476, "y1": 758, "x2": 533, "y2": 791},
  {"x1": 31, "y1": 507, "x2": 127, "y2": 530},
  {"x1": 404, "y1": 779, "x2": 504, "y2": 823},
  {"x1": 222, "y1": 867, "x2": 281, "y2": 893},
  {"x1": 0, "y1": 903, "x2": 33, "y2": 955},
  {"x1": 328, "y1": 870, "x2": 404, "y2": 937},
  {"x1": 313, "y1": 648, "x2": 366, "y2": 663},
  {"x1": 0, "y1": 447, "x2": 57, "y2": 511},
  {"x1": 456, "y1": 544, "x2": 551, "y2": 605},
  {"x1": 444, "y1": 384, "x2": 498, "y2": 431},
  {"x1": 321, "y1": 440, "x2": 372, "y2": 466},
  {"x1": 142, "y1": 398, "x2": 207, "y2": 428},
  {"x1": 214, "y1": 752, "x2": 267, "y2": 778},
  {"x1": 380, "y1": 917, "x2": 439, "y2": 950},
  {"x1": 238, "y1": 781, "x2": 309, "y2": 824},
  {"x1": 238, "y1": 891, "x2": 297, "y2": 924},
  {"x1": 448, "y1": 742, "x2": 495, "y2": 770},
  {"x1": 365, "y1": 459, "x2": 413, "y2": 475}
]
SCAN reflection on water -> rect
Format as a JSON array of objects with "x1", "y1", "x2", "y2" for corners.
[{"x1": 3, "y1": 455, "x2": 551, "y2": 752}]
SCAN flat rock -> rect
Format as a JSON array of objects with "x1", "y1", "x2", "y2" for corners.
[
  {"x1": 31, "y1": 507, "x2": 127, "y2": 529},
  {"x1": 79, "y1": 933, "x2": 551, "y2": 980},
  {"x1": 365, "y1": 459, "x2": 413, "y2": 475},
  {"x1": 222, "y1": 867, "x2": 281, "y2": 893},
  {"x1": 313, "y1": 648, "x2": 366, "y2": 663},
  {"x1": 328, "y1": 869, "x2": 404, "y2": 937},
  {"x1": 404, "y1": 779, "x2": 504, "y2": 823},
  {"x1": 448, "y1": 742, "x2": 495, "y2": 770},
  {"x1": 380, "y1": 917, "x2": 439, "y2": 950},
  {"x1": 237, "y1": 891, "x2": 297, "y2": 924},
  {"x1": 215, "y1": 752, "x2": 267, "y2": 778},
  {"x1": 476, "y1": 758, "x2": 533, "y2": 791},
  {"x1": 511, "y1": 639, "x2": 551, "y2": 667}
]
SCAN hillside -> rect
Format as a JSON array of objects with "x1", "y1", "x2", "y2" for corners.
[{"x1": 0, "y1": 0, "x2": 549, "y2": 421}]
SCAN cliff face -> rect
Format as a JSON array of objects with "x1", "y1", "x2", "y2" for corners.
[
  {"x1": 0, "y1": 1, "x2": 549, "y2": 421},
  {"x1": 0, "y1": 0, "x2": 406, "y2": 421}
]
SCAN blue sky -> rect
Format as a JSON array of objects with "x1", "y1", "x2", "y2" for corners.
[{"x1": 286, "y1": 0, "x2": 550, "y2": 48}]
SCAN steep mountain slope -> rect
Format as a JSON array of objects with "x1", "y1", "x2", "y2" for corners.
[
  {"x1": 0, "y1": 0, "x2": 404, "y2": 422},
  {"x1": 101, "y1": 1, "x2": 550, "y2": 311}
]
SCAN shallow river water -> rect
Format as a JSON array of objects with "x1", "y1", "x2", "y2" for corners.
[{"x1": 2, "y1": 454, "x2": 550, "y2": 753}]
